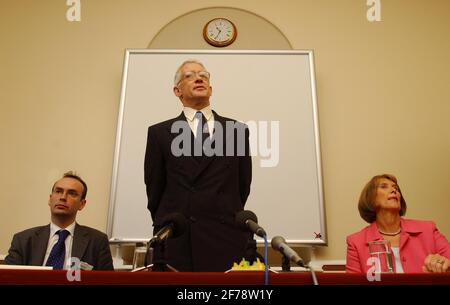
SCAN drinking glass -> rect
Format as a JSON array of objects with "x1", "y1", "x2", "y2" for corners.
[
  {"x1": 132, "y1": 246, "x2": 148, "y2": 269},
  {"x1": 368, "y1": 240, "x2": 394, "y2": 273}
]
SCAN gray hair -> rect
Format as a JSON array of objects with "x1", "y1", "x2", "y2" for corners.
[{"x1": 174, "y1": 59, "x2": 207, "y2": 85}]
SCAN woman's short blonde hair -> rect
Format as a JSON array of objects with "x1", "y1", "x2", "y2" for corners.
[{"x1": 358, "y1": 174, "x2": 407, "y2": 223}]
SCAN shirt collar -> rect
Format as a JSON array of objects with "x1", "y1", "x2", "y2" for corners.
[
  {"x1": 183, "y1": 105, "x2": 213, "y2": 122},
  {"x1": 50, "y1": 221, "x2": 76, "y2": 237}
]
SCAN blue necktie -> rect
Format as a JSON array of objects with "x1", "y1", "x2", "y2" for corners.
[
  {"x1": 195, "y1": 111, "x2": 210, "y2": 143},
  {"x1": 46, "y1": 230, "x2": 70, "y2": 270},
  {"x1": 194, "y1": 111, "x2": 210, "y2": 162}
]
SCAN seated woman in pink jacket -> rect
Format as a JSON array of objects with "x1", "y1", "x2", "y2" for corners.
[{"x1": 346, "y1": 174, "x2": 450, "y2": 273}]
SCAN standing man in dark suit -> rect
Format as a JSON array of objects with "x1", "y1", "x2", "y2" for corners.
[
  {"x1": 144, "y1": 59, "x2": 253, "y2": 271},
  {"x1": 5, "y1": 171, "x2": 114, "y2": 270}
]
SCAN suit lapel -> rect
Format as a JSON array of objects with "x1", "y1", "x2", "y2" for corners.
[
  {"x1": 164, "y1": 111, "x2": 237, "y2": 181},
  {"x1": 165, "y1": 112, "x2": 199, "y2": 167},
  {"x1": 72, "y1": 224, "x2": 89, "y2": 261},
  {"x1": 399, "y1": 218, "x2": 420, "y2": 250},
  {"x1": 365, "y1": 222, "x2": 383, "y2": 244},
  {"x1": 164, "y1": 112, "x2": 188, "y2": 137},
  {"x1": 30, "y1": 225, "x2": 50, "y2": 266},
  {"x1": 166, "y1": 112, "x2": 217, "y2": 181}
]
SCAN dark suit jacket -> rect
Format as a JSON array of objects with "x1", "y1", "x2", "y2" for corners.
[
  {"x1": 5, "y1": 223, "x2": 114, "y2": 270},
  {"x1": 144, "y1": 111, "x2": 253, "y2": 271}
]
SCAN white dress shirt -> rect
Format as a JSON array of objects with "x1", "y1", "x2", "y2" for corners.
[
  {"x1": 43, "y1": 222, "x2": 76, "y2": 270},
  {"x1": 391, "y1": 247, "x2": 404, "y2": 273},
  {"x1": 183, "y1": 106, "x2": 214, "y2": 138}
]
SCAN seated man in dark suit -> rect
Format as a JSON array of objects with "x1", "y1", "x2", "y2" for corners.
[{"x1": 5, "y1": 171, "x2": 113, "y2": 270}]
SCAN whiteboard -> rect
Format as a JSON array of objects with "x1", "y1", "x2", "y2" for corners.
[{"x1": 107, "y1": 50, "x2": 326, "y2": 245}]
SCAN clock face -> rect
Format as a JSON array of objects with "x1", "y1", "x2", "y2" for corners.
[{"x1": 203, "y1": 18, "x2": 237, "y2": 47}]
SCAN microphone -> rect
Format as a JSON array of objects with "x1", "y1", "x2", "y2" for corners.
[
  {"x1": 271, "y1": 236, "x2": 306, "y2": 267},
  {"x1": 235, "y1": 210, "x2": 267, "y2": 237},
  {"x1": 149, "y1": 212, "x2": 187, "y2": 246}
]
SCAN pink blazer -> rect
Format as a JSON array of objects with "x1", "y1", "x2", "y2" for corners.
[{"x1": 346, "y1": 218, "x2": 450, "y2": 273}]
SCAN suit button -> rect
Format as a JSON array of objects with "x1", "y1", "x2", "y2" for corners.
[
  {"x1": 190, "y1": 186, "x2": 195, "y2": 192},
  {"x1": 189, "y1": 216, "x2": 197, "y2": 223}
]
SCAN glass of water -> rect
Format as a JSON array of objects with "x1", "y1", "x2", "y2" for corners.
[
  {"x1": 368, "y1": 240, "x2": 394, "y2": 273},
  {"x1": 132, "y1": 245, "x2": 148, "y2": 270}
]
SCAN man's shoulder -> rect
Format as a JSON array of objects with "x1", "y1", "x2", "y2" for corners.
[
  {"x1": 13, "y1": 225, "x2": 49, "y2": 239},
  {"x1": 214, "y1": 112, "x2": 236, "y2": 122},
  {"x1": 148, "y1": 114, "x2": 185, "y2": 130},
  {"x1": 214, "y1": 113, "x2": 248, "y2": 129},
  {"x1": 75, "y1": 224, "x2": 108, "y2": 239}
]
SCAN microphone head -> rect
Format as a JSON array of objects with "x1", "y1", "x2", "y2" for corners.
[
  {"x1": 270, "y1": 235, "x2": 286, "y2": 250},
  {"x1": 235, "y1": 210, "x2": 258, "y2": 231},
  {"x1": 160, "y1": 212, "x2": 187, "y2": 238}
]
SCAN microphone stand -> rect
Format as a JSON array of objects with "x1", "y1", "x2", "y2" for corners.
[
  {"x1": 278, "y1": 255, "x2": 318, "y2": 285},
  {"x1": 281, "y1": 255, "x2": 291, "y2": 272},
  {"x1": 308, "y1": 265, "x2": 318, "y2": 285}
]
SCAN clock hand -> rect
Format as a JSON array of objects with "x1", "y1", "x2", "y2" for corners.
[{"x1": 214, "y1": 29, "x2": 222, "y2": 39}]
